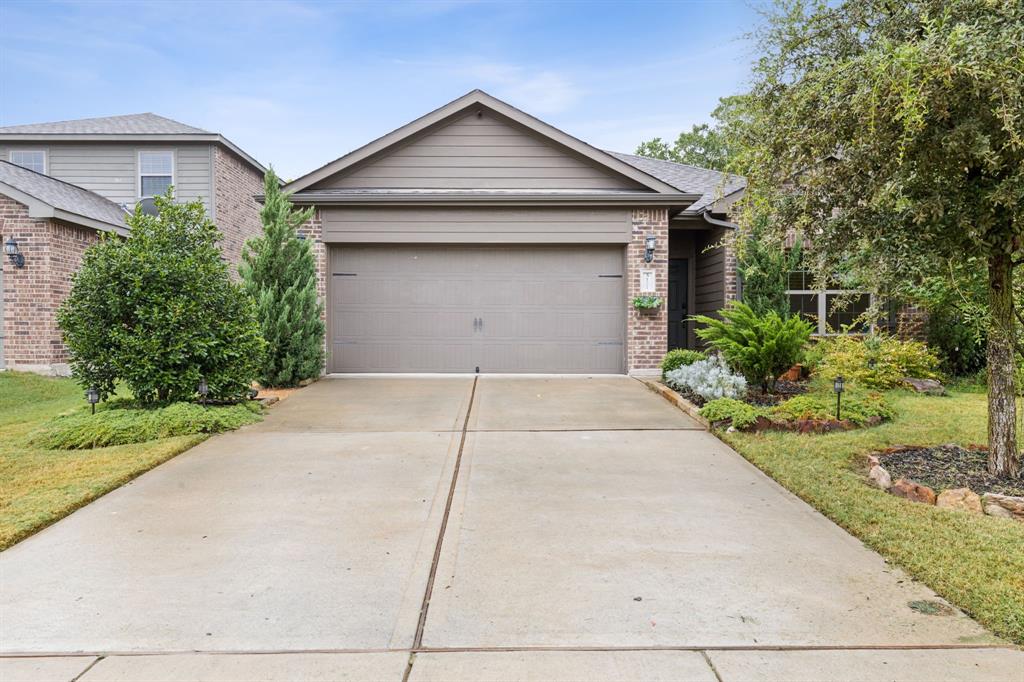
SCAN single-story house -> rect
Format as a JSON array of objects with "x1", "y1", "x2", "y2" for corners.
[{"x1": 283, "y1": 90, "x2": 751, "y2": 375}]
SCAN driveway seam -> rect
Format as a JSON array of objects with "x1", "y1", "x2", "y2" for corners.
[
  {"x1": 700, "y1": 650, "x2": 725, "y2": 682},
  {"x1": 411, "y1": 376, "x2": 479, "y2": 651}
]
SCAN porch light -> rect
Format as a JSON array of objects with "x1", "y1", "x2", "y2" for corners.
[
  {"x1": 644, "y1": 233, "x2": 657, "y2": 263},
  {"x1": 833, "y1": 375, "x2": 844, "y2": 420},
  {"x1": 197, "y1": 377, "x2": 209, "y2": 406},
  {"x1": 86, "y1": 386, "x2": 100, "y2": 415},
  {"x1": 4, "y1": 237, "x2": 24, "y2": 268}
]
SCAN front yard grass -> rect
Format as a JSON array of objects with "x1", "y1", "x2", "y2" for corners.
[
  {"x1": 0, "y1": 372, "x2": 206, "y2": 550},
  {"x1": 719, "y1": 389, "x2": 1024, "y2": 645}
]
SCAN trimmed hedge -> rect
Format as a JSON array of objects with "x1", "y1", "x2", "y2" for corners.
[
  {"x1": 660, "y1": 349, "x2": 707, "y2": 379},
  {"x1": 29, "y1": 401, "x2": 262, "y2": 450}
]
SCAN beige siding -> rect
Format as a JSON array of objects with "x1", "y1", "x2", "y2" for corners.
[
  {"x1": 1, "y1": 143, "x2": 213, "y2": 213},
  {"x1": 316, "y1": 112, "x2": 647, "y2": 191},
  {"x1": 322, "y1": 206, "x2": 632, "y2": 244}
]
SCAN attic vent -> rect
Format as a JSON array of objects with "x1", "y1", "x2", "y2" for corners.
[{"x1": 476, "y1": 110, "x2": 483, "y2": 118}]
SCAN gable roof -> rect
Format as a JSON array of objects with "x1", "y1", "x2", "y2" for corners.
[
  {"x1": 285, "y1": 90, "x2": 687, "y2": 197},
  {"x1": 0, "y1": 161, "x2": 128, "y2": 234},
  {"x1": 606, "y1": 152, "x2": 746, "y2": 214},
  {"x1": 0, "y1": 113, "x2": 266, "y2": 175}
]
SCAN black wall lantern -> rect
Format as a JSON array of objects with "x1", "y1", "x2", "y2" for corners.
[
  {"x1": 197, "y1": 377, "x2": 209, "y2": 406},
  {"x1": 644, "y1": 234, "x2": 657, "y2": 263},
  {"x1": 833, "y1": 375, "x2": 845, "y2": 420},
  {"x1": 4, "y1": 237, "x2": 24, "y2": 268},
  {"x1": 86, "y1": 386, "x2": 100, "y2": 415}
]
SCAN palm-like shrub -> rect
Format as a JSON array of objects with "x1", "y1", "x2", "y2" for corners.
[{"x1": 693, "y1": 302, "x2": 813, "y2": 393}]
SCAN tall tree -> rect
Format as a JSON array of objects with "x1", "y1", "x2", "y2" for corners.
[
  {"x1": 240, "y1": 168, "x2": 324, "y2": 387},
  {"x1": 734, "y1": 0, "x2": 1023, "y2": 476},
  {"x1": 635, "y1": 97, "x2": 743, "y2": 171}
]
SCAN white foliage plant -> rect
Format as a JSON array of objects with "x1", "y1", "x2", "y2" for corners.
[{"x1": 664, "y1": 353, "x2": 747, "y2": 401}]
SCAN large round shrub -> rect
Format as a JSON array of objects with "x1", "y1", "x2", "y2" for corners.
[{"x1": 57, "y1": 193, "x2": 265, "y2": 403}]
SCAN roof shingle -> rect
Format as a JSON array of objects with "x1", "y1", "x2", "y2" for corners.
[
  {"x1": 605, "y1": 151, "x2": 745, "y2": 213},
  {"x1": 0, "y1": 161, "x2": 128, "y2": 230},
  {"x1": 0, "y1": 113, "x2": 211, "y2": 136}
]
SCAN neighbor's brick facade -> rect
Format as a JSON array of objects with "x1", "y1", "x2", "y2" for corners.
[
  {"x1": 626, "y1": 208, "x2": 669, "y2": 373},
  {"x1": 0, "y1": 195, "x2": 98, "y2": 372},
  {"x1": 213, "y1": 145, "x2": 265, "y2": 274}
]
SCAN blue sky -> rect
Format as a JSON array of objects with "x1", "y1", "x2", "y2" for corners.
[{"x1": 0, "y1": 0, "x2": 759, "y2": 180}]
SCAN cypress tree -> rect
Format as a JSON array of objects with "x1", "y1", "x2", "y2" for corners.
[{"x1": 240, "y1": 168, "x2": 323, "y2": 387}]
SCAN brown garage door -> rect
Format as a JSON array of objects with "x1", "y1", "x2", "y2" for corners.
[{"x1": 329, "y1": 245, "x2": 625, "y2": 373}]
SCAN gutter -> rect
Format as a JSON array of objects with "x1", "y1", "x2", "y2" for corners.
[{"x1": 272, "y1": 192, "x2": 701, "y2": 208}]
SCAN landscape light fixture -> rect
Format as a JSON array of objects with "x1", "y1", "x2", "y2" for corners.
[
  {"x1": 86, "y1": 386, "x2": 100, "y2": 415},
  {"x1": 833, "y1": 375, "x2": 845, "y2": 420},
  {"x1": 644, "y1": 234, "x2": 657, "y2": 263},
  {"x1": 4, "y1": 237, "x2": 24, "y2": 268},
  {"x1": 197, "y1": 377, "x2": 209, "y2": 406}
]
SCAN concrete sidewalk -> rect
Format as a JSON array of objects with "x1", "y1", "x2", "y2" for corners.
[{"x1": 1, "y1": 376, "x2": 1020, "y2": 681}]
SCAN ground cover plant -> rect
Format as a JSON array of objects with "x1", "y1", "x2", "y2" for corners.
[
  {"x1": 660, "y1": 349, "x2": 706, "y2": 379},
  {"x1": 29, "y1": 401, "x2": 261, "y2": 450},
  {"x1": 664, "y1": 354, "x2": 746, "y2": 404},
  {"x1": 815, "y1": 335, "x2": 942, "y2": 389}
]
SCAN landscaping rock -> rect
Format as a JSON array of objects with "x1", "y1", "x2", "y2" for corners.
[
  {"x1": 981, "y1": 493, "x2": 1024, "y2": 521},
  {"x1": 935, "y1": 488, "x2": 983, "y2": 514},
  {"x1": 890, "y1": 479, "x2": 937, "y2": 505},
  {"x1": 901, "y1": 377, "x2": 946, "y2": 395},
  {"x1": 259, "y1": 396, "x2": 280, "y2": 407},
  {"x1": 868, "y1": 465, "x2": 893, "y2": 491}
]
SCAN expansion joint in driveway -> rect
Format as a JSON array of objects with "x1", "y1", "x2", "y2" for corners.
[{"x1": 412, "y1": 376, "x2": 478, "y2": 650}]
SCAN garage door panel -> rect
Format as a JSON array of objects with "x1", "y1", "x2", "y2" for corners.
[{"x1": 329, "y1": 245, "x2": 625, "y2": 373}]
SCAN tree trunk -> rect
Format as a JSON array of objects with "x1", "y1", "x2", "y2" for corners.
[{"x1": 987, "y1": 252, "x2": 1020, "y2": 478}]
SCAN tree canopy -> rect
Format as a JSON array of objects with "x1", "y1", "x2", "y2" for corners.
[
  {"x1": 635, "y1": 97, "x2": 742, "y2": 171},
  {"x1": 732, "y1": 0, "x2": 1023, "y2": 475}
]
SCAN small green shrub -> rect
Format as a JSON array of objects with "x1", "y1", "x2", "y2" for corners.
[
  {"x1": 770, "y1": 391, "x2": 894, "y2": 426},
  {"x1": 700, "y1": 398, "x2": 766, "y2": 429},
  {"x1": 661, "y1": 349, "x2": 707, "y2": 378},
  {"x1": 29, "y1": 401, "x2": 262, "y2": 450},
  {"x1": 693, "y1": 302, "x2": 813, "y2": 393},
  {"x1": 814, "y1": 334, "x2": 941, "y2": 389}
]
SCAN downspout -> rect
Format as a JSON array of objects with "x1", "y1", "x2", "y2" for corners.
[{"x1": 701, "y1": 210, "x2": 743, "y2": 301}]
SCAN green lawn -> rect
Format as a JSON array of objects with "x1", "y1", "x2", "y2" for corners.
[
  {"x1": 0, "y1": 372, "x2": 206, "y2": 550},
  {"x1": 720, "y1": 390, "x2": 1024, "y2": 645}
]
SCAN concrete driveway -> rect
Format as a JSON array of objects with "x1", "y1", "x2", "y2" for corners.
[{"x1": 1, "y1": 376, "x2": 1020, "y2": 681}]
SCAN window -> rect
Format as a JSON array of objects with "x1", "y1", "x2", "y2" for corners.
[
  {"x1": 786, "y1": 266, "x2": 872, "y2": 335},
  {"x1": 138, "y1": 150, "x2": 174, "y2": 198},
  {"x1": 9, "y1": 150, "x2": 45, "y2": 174}
]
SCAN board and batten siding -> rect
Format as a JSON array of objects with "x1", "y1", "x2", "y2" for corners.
[
  {"x1": 316, "y1": 111, "x2": 648, "y2": 191},
  {"x1": 0, "y1": 143, "x2": 214, "y2": 214},
  {"x1": 321, "y1": 206, "x2": 632, "y2": 244}
]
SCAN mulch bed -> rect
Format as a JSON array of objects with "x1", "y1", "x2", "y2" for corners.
[{"x1": 881, "y1": 444, "x2": 1024, "y2": 496}]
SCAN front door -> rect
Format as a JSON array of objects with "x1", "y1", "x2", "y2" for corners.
[{"x1": 668, "y1": 258, "x2": 689, "y2": 350}]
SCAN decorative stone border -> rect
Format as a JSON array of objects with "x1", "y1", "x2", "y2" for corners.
[
  {"x1": 864, "y1": 448, "x2": 1024, "y2": 522},
  {"x1": 638, "y1": 379, "x2": 711, "y2": 429}
]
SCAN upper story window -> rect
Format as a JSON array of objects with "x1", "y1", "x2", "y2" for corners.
[
  {"x1": 138, "y1": 150, "x2": 174, "y2": 198},
  {"x1": 786, "y1": 267, "x2": 872, "y2": 335},
  {"x1": 9, "y1": 150, "x2": 46, "y2": 174}
]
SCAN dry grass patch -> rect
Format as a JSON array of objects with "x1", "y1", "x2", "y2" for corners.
[{"x1": 0, "y1": 372, "x2": 206, "y2": 549}]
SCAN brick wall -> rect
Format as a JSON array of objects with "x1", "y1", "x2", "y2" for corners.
[
  {"x1": 1, "y1": 195, "x2": 98, "y2": 373},
  {"x1": 626, "y1": 208, "x2": 669, "y2": 374},
  {"x1": 213, "y1": 146, "x2": 264, "y2": 273},
  {"x1": 298, "y1": 209, "x2": 327, "y2": 372}
]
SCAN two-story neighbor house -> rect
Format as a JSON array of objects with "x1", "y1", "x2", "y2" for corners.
[{"x1": 0, "y1": 113, "x2": 266, "y2": 374}]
